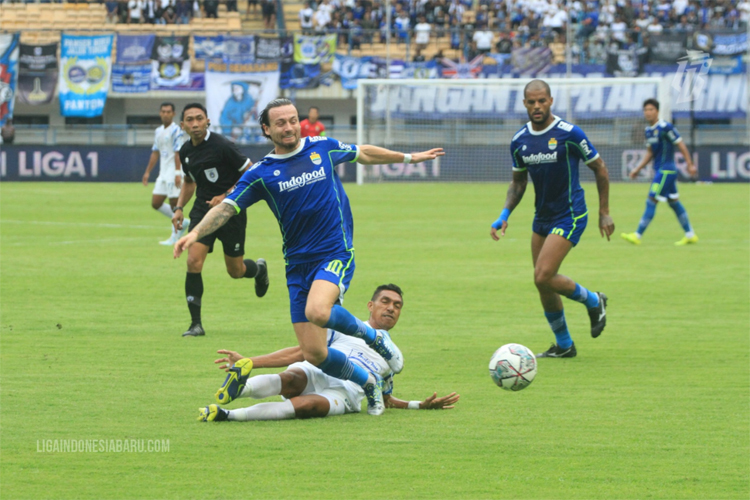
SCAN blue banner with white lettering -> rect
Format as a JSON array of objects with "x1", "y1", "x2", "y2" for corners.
[
  {"x1": 58, "y1": 34, "x2": 113, "y2": 117},
  {"x1": 116, "y1": 34, "x2": 154, "y2": 63},
  {"x1": 280, "y1": 61, "x2": 331, "y2": 89},
  {"x1": 0, "y1": 33, "x2": 20, "y2": 126},
  {"x1": 111, "y1": 62, "x2": 151, "y2": 93}
]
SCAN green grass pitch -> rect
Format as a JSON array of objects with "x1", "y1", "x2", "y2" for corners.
[{"x1": 1, "y1": 181, "x2": 748, "y2": 499}]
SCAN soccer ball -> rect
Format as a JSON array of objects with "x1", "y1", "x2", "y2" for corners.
[{"x1": 489, "y1": 344, "x2": 537, "y2": 391}]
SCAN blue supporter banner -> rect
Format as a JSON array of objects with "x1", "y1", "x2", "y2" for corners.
[
  {"x1": 0, "y1": 33, "x2": 20, "y2": 126},
  {"x1": 111, "y1": 63, "x2": 151, "y2": 93},
  {"x1": 332, "y1": 55, "x2": 384, "y2": 90},
  {"x1": 280, "y1": 61, "x2": 331, "y2": 89},
  {"x1": 58, "y1": 34, "x2": 113, "y2": 118},
  {"x1": 116, "y1": 34, "x2": 155, "y2": 63}
]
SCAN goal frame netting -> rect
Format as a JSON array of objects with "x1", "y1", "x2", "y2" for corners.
[{"x1": 356, "y1": 77, "x2": 672, "y2": 185}]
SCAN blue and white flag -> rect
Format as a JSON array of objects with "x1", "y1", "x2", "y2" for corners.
[
  {"x1": 58, "y1": 33, "x2": 113, "y2": 117},
  {"x1": 332, "y1": 55, "x2": 383, "y2": 90},
  {"x1": 0, "y1": 33, "x2": 20, "y2": 126},
  {"x1": 194, "y1": 35, "x2": 256, "y2": 62},
  {"x1": 116, "y1": 34, "x2": 155, "y2": 64},
  {"x1": 112, "y1": 62, "x2": 151, "y2": 93}
]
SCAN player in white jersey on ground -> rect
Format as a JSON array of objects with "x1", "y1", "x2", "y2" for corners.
[
  {"x1": 198, "y1": 284, "x2": 460, "y2": 421},
  {"x1": 142, "y1": 102, "x2": 188, "y2": 245}
]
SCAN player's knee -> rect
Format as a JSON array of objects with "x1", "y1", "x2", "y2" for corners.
[
  {"x1": 279, "y1": 371, "x2": 306, "y2": 398},
  {"x1": 186, "y1": 256, "x2": 204, "y2": 273},
  {"x1": 534, "y1": 267, "x2": 554, "y2": 288},
  {"x1": 226, "y1": 266, "x2": 245, "y2": 279},
  {"x1": 301, "y1": 346, "x2": 328, "y2": 366},
  {"x1": 293, "y1": 399, "x2": 326, "y2": 419},
  {"x1": 151, "y1": 200, "x2": 162, "y2": 210},
  {"x1": 304, "y1": 303, "x2": 330, "y2": 327}
]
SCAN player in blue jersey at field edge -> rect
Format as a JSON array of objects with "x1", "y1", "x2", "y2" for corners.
[
  {"x1": 490, "y1": 79, "x2": 614, "y2": 359},
  {"x1": 621, "y1": 99, "x2": 698, "y2": 246},
  {"x1": 174, "y1": 98, "x2": 444, "y2": 415}
]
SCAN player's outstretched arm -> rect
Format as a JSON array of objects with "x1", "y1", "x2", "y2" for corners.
[
  {"x1": 172, "y1": 177, "x2": 196, "y2": 231},
  {"x1": 630, "y1": 147, "x2": 653, "y2": 179},
  {"x1": 173, "y1": 203, "x2": 235, "y2": 258},
  {"x1": 384, "y1": 392, "x2": 460, "y2": 410},
  {"x1": 676, "y1": 141, "x2": 697, "y2": 177},
  {"x1": 214, "y1": 347, "x2": 304, "y2": 372},
  {"x1": 142, "y1": 151, "x2": 159, "y2": 186},
  {"x1": 356, "y1": 145, "x2": 445, "y2": 165},
  {"x1": 586, "y1": 157, "x2": 615, "y2": 240},
  {"x1": 491, "y1": 170, "x2": 527, "y2": 241}
]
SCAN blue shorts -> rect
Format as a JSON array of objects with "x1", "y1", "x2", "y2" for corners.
[
  {"x1": 285, "y1": 251, "x2": 355, "y2": 324},
  {"x1": 533, "y1": 212, "x2": 588, "y2": 246},
  {"x1": 650, "y1": 169, "x2": 679, "y2": 202}
]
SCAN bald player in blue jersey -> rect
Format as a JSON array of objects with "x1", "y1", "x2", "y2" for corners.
[
  {"x1": 174, "y1": 98, "x2": 444, "y2": 415},
  {"x1": 490, "y1": 79, "x2": 615, "y2": 358},
  {"x1": 621, "y1": 98, "x2": 698, "y2": 246}
]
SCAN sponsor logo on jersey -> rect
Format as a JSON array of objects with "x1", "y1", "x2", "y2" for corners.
[
  {"x1": 557, "y1": 121, "x2": 574, "y2": 132},
  {"x1": 278, "y1": 166, "x2": 326, "y2": 192},
  {"x1": 273, "y1": 169, "x2": 280, "y2": 176},
  {"x1": 310, "y1": 152, "x2": 322, "y2": 165},
  {"x1": 184, "y1": 157, "x2": 189, "y2": 164},
  {"x1": 548, "y1": 137, "x2": 557, "y2": 150},
  {"x1": 338, "y1": 141, "x2": 353, "y2": 151},
  {"x1": 308, "y1": 136, "x2": 326, "y2": 142},
  {"x1": 204, "y1": 167, "x2": 219, "y2": 183},
  {"x1": 521, "y1": 151, "x2": 558, "y2": 165},
  {"x1": 579, "y1": 139, "x2": 592, "y2": 157}
]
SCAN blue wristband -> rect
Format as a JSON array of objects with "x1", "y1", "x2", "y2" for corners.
[{"x1": 491, "y1": 208, "x2": 511, "y2": 230}]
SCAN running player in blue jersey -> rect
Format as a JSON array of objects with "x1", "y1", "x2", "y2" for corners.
[
  {"x1": 621, "y1": 99, "x2": 698, "y2": 246},
  {"x1": 489, "y1": 79, "x2": 614, "y2": 358},
  {"x1": 174, "y1": 98, "x2": 444, "y2": 415}
]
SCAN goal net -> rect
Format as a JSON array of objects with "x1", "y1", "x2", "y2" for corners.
[{"x1": 356, "y1": 77, "x2": 671, "y2": 184}]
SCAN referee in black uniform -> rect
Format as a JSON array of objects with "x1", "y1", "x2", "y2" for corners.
[{"x1": 172, "y1": 103, "x2": 269, "y2": 337}]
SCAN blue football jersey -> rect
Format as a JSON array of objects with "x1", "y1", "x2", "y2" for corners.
[
  {"x1": 223, "y1": 137, "x2": 359, "y2": 265},
  {"x1": 510, "y1": 116, "x2": 599, "y2": 221},
  {"x1": 645, "y1": 120, "x2": 682, "y2": 172}
]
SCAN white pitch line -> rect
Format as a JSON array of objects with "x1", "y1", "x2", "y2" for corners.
[{"x1": 0, "y1": 220, "x2": 164, "y2": 230}]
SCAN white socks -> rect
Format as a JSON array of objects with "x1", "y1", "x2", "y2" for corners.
[
  {"x1": 157, "y1": 203, "x2": 174, "y2": 218},
  {"x1": 240, "y1": 374, "x2": 282, "y2": 399},
  {"x1": 227, "y1": 400, "x2": 296, "y2": 421}
]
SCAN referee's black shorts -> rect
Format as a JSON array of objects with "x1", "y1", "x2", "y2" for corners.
[{"x1": 188, "y1": 205, "x2": 247, "y2": 257}]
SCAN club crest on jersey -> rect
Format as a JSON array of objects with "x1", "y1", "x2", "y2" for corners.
[
  {"x1": 310, "y1": 152, "x2": 322, "y2": 165},
  {"x1": 204, "y1": 167, "x2": 219, "y2": 183},
  {"x1": 548, "y1": 138, "x2": 557, "y2": 150}
]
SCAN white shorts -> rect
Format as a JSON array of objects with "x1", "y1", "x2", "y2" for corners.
[
  {"x1": 287, "y1": 361, "x2": 363, "y2": 416},
  {"x1": 153, "y1": 176, "x2": 181, "y2": 198}
]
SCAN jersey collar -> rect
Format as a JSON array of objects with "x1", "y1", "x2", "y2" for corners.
[
  {"x1": 266, "y1": 137, "x2": 307, "y2": 159},
  {"x1": 526, "y1": 115, "x2": 561, "y2": 136}
]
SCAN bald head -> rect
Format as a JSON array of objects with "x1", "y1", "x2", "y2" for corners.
[{"x1": 524, "y1": 79, "x2": 551, "y2": 99}]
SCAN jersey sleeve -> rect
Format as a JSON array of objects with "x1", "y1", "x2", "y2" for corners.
[
  {"x1": 223, "y1": 165, "x2": 263, "y2": 213},
  {"x1": 222, "y1": 139, "x2": 251, "y2": 171},
  {"x1": 569, "y1": 125, "x2": 600, "y2": 164},
  {"x1": 152, "y1": 129, "x2": 159, "y2": 152},
  {"x1": 664, "y1": 122, "x2": 683, "y2": 144},
  {"x1": 325, "y1": 137, "x2": 359, "y2": 164},
  {"x1": 510, "y1": 138, "x2": 526, "y2": 171},
  {"x1": 172, "y1": 127, "x2": 185, "y2": 152}
]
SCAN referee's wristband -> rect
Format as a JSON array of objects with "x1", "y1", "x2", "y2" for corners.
[
  {"x1": 407, "y1": 401, "x2": 421, "y2": 410},
  {"x1": 491, "y1": 208, "x2": 511, "y2": 230},
  {"x1": 174, "y1": 206, "x2": 183, "y2": 212}
]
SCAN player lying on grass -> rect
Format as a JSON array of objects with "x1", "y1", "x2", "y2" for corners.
[{"x1": 198, "y1": 284, "x2": 459, "y2": 421}]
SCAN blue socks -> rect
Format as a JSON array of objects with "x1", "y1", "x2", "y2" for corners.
[
  {"x1": 317, "y1": 347, "x2": 369, "y2": 387},
  {"x1": 669, "y1": 200, "x2": 693, "y2": 234},
  {"x1": 545, "y1": 310, "x2": 572, "y2": 349},
  {"x1": 637, "y1": 198, "x2": 657, "y2": 235},
  {"x1": 325, "y1": 305, "x2": 376, "y2": 344},
  {"x1": 566, "y1": 283, "x2": 599, "y2": 309}
]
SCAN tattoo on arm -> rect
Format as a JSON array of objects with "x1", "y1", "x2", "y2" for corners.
[
  {"x1": 192, "y1": 203, "x2": 235, "y2": 239},
  {"x1": 504, "y1": 171, "x2": 528, "y2": 211}
]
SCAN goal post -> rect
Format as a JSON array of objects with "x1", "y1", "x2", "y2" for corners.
[{"x1": 356, "y1": 77, "x2": 671, "y2": 184}]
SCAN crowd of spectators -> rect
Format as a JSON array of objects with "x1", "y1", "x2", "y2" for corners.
[
  {"x1": 299, "y1": 0, "x2": 750, "y2": 61},
  {"x1": 101, "y1": 0, "x2": 238, "y2": 24}
]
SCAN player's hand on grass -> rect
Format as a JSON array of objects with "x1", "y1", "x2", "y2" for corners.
[
  {"x1": 421, "y1": 391, "x2": 460, "y2": 410},
  {"x1": 175, "y1": 174, "x2": 182, "y2": 188},
  {"x1": 599, "y1": 213, "x2": 614, "y2": 241},
  {"x1": 411, "y1": 148, "x2": 445, "y2": 163},
  {"x1": 141, "y1": 172, "x2": 150, "y2": 186},
  {"x1": 207, "y1": 194, "x2": 226, "y2": 208},
  {"x1": 215, "y1": 350, "x2": 245, "y2": 371},
  {"x1": 490, "y1": 221, "x2": 508, "y2": 241},
  {"x1": 173, "y1": 232, "x2": 196, "y2": 258}
]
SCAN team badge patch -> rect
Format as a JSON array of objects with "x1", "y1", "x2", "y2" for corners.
[
  {"x1": 310, "y1": 152, "x2": 322, "y2": 165},
  {"x1": 548, "y1": 138, "x2": 557, "y2": 150},
  {"x1": 204, "y1": 167, "x2": 219, "y2": 183}
]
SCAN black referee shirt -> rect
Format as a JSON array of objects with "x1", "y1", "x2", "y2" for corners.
[{"x1": 179, "y1": 130, "x2": 251, "y2": 205}]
